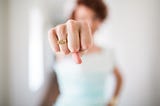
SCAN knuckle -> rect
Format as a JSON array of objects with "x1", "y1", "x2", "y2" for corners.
[
  {"x1": 50, "y1": 43, "x2": 59, "y2": 53},
  {"x1": 48, "y1": 28, "x2": 55, "y2": 38},
  {"x1": 66, "y1": 19, "x2": 78, "y2": 28},
  {"x1": 48, "y1": 30, "x2": 52, "y2": 38},
  {"x1": 67, "y1": 19, "x2": 75, "y2": 24},
  {"x1": 57, "y1": 24, "x2": 67, "y2": 35},
  {"x1": 55, "y1": 25, "x2": 61, "y2": 33},
  {"x1": 80, "y1": 20, "x2": 88, "y2": 27},
  {"x1": 82, "y1": 45, "x2": 89, "y2": 50},
  {"x1": 68, "y1": 46, "x2": 79, "y2": 53},
  {"x1": 63, "y1": 49, "x2": 70, "y2": 55},
  {"x1": 56, "y1": 25, "x2": 61, "y2": 31},
  {"x1": 54, "y1": 47, "x2": 60, "y2": 52},
  {"x1": 48, "y1": 29, "x2": 52, "y2": 35},
  {"x1": 48, "y1": 28, "x2": 54, "y2": 35},
  {"x1": 56, "y1": 24, "x2": 65, "y2": 31},
  {"x1": 82, "y1": 41, "x2": 92, "y2": 50}
]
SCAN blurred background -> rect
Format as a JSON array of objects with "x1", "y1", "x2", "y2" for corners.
[{"x1": 0, "y1": 0, "x2": 160, "y2": 106}]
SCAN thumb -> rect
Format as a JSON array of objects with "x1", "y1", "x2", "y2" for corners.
[{"x1": 72, "y1": 52, "x2": 82, "y2": 64}]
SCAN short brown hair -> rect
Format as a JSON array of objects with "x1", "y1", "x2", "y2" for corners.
[{"x1": 70, "y1": 0, "x2": 108, "y2": 21}]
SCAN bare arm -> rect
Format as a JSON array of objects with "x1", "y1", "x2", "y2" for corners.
[
  {"x1": 40, "y1": 72, "x2": 60, "y2": 106},
  {"x1": 108, "y1": 67, "x2": 123, "y2": 106},
  {"x1": 113, "y1": 67, "x2": 123, "y2": 97}
]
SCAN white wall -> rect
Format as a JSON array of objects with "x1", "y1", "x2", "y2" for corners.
[
  {"x1": 8, "y1": 0, "x2": 46, "y2": 106},
  {"x1": 104, "y1": 0, "x2": 160, "y2": 106},
  {"x1": 8, "y1": 0, "x2": 30, "y2": 105}
]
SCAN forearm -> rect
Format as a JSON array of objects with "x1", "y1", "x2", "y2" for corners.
[
  {"x1": 41, "y1": 88, "x2": 59, "y2": 106},
  {"x1": 113, "y1": 71, "x2": 123, "y2": 97},
  {"x1": 108, "y1": 67, "x2": 123, "y2": 106},
  {"x1": 40, "y1": 72, "x2": 60, "y2": 106}
]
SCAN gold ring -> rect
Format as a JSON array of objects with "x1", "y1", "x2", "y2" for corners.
[{"x1": 57, "y1": 39, "x2": 67, "y2": 45}]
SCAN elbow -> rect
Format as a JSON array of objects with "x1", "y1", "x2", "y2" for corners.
[{"x1": 114, "y1": 68, "x2": 123, "y2": 86}]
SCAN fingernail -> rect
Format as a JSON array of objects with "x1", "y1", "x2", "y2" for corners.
[{"x1": 72, "y1": 52, "x2": 82, "y2": 64}]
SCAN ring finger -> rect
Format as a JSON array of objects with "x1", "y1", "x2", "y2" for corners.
[{"x1": 56, "y1": 24, "x2": 70, "y2": 54}]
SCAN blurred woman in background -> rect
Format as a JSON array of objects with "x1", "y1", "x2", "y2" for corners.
[{"x1": 42, "y1": 0, "x2": 123, "y2": 106}]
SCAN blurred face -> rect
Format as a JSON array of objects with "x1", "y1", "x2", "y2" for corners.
[{"x1": 74, "y1": 5, "x2": 102, "y2": 34}]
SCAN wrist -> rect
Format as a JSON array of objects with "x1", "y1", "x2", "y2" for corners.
[{"x1": 108, "y1": 96, "x2": 118, "y2": 106}]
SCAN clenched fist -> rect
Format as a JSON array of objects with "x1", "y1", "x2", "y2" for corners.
[{"x1": 48, "y1": 20, "x2": 93, "y2": 64}]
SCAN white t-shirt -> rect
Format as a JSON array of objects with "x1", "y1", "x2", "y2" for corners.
[{"x1": 54, "y1": 47, "x2": 115, "y2": 106}]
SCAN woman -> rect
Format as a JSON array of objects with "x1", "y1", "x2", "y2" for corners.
[{"x1": 44, "y1": 0, "x2": 123, "y2": 106}]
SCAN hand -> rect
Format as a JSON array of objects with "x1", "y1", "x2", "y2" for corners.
[
  {"x1": 48, "y1": 19, "x2": 93, "y2": 64},
  {"x1": 107, "y1": 103, "x2": 115, "y2": 106},
  {"x1": 107, "y1": 97, "x2": 118, "y2": 106}
]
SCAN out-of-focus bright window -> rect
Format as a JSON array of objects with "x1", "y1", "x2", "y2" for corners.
[{"x1": 28, "y1": 7, "x2": 44, "y2": 92}]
